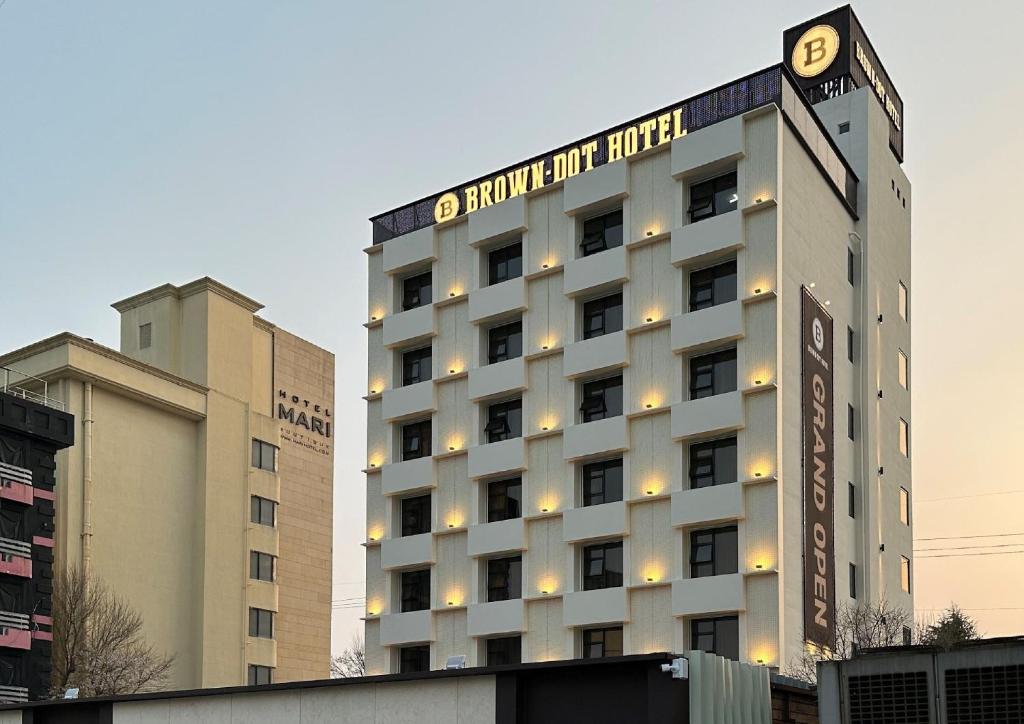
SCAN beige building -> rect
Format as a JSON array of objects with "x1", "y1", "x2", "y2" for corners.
[
  {"x1": 0, "y1": 278, "x2": 334, "y2": 689},
  {"x1": 362, "y1": 11, "x2": 911, "y2": 675}
]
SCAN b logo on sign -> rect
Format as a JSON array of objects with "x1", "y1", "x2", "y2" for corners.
[
  {"x1": 434, "y1": 192, "x2": 460, "y2": 224},
  {"x1": 813, "y1": 318, "x2": 825, "y2": 352},
  {"x1": 792, "y1": 24, "x2": 840, "y2": 78}
]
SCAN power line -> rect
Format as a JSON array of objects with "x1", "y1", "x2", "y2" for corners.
[
  {"x1": 916, "y1": 490, "x2": 1024, "y2": 503},
  {"x1": 914, "y1": 543, "x2": 1024, "y2": 553},
  {"x1": 915, "y1": 550, "x2": 1024, "y2": 559},
  {"x1": 915, "y1": 532, "x2": 1024, "y2": 542}
]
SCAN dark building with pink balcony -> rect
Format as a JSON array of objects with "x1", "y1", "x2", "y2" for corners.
[{"x1": 0, "y1": 371, "x2": 74, "y2": 702}]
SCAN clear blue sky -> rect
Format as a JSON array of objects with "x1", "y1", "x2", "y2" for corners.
[{"x1": 2, "y1": 1, "x2": 1023, "y2": 654}]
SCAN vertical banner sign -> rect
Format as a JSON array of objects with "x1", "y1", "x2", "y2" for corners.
[{"x1": 801, "y1": 287, "x2": 835, "y2": 648}]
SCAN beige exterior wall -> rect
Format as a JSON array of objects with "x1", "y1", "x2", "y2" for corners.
[
  {"x1": 364, "y1": 89, "x2": 910, "y2": 675},
  {"x1": 0, "y1": 278, "x2": 335, "y2": 690}
]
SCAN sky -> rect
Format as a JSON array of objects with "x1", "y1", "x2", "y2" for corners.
[{"x1": 2, "y1": 1, "x2": 1023, "y2": 656}]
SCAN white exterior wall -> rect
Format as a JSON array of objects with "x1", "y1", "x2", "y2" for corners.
[{"x1": 363, "y1": 92, "x2": 910, "y2": 676}]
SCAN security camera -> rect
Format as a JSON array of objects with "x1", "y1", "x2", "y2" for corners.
[{"x1": 660, "y1": 658, "x2": 688, "y2": 679}]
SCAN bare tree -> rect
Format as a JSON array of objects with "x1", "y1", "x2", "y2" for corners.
[
  {"x1": 50, "y1": 567, "x2": 174, "y2": 697},
  {"x1": 786, "y1": 600, "x2": 914, "y2": 683},
  {"x1": 330, "y1": 634, "x2": 366, "y2": 678}
]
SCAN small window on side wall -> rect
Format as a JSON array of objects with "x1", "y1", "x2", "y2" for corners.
[
  {"x1": 139, "y1": 323, "x2": 152, "y2": 349},
  {"x1": 251, "y1": 439, "x2": 278, "y2": 472}
]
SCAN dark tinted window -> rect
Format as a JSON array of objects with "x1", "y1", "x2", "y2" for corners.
[
  {"x1": 487, "y1": 477, "x2": 522, "y2": 522},
  {"x1": 484, "y1": 398, "x2": 522, "y2": 443},
  {"x1": 583, "y1": 627, "x2": 623, "y2": 658},
  {"x1": 582, "y1": 292, "x2": 623, "y2": 339},
  {"x1": 689, "y1": 437, "x2": 737, "y2": 488},
  {"x1": 401, "y1": 419, "x2": 432, "y2": 460},
  {"x1": 487, "y1": 556, "x2": 522, "y2": 602},
  {"x1": 689, "y1": 261, "x2": 737, "y2": 312},
  {"x1": 402, "y1": 271, "x2": 432, "y2": 311},
  {"x1": 488, "y1": 321, "x2": 522, "y2": 364},
  {"x1": 249, "y1": 551, "x2": 275, "y2": 582},
  {"x1": 583, "y1": 541, "x2": 623, "y2": 590},
  {"x1": 400, "y1": 569, "x2": 430, "y2": 612},
  {"x1": 402, "y1": 346, "x2": 432, "y2": 386},
  {"x1": 688, "y1": 172, "x2": 737, "y2": 223},
  {"x1": 248, "y1": 607, "x2": 274, "y2": 638},
  {"x1": 850, "y1": 563, "x2": 858, "y2": 599},
  {"x1": 691, "y1": 616, "x2": 739, "y2": 660},
  {"x1": 250, "y1": 496, "x2": 276, "y2": 527},
  {"x1": 486, "y1": 636, "x2": 521, "y2": 666},
  {"x1": 848, "y1": 404, "x2": 855, "y2": 441},
  {"x1": 690, "y1": 348, "x2": 737, "y2": 399},
  {"x1": 848, "y1": 482, "x2": 856, "y2": 519},
  {"x1": 251, "y1": 439, "x2": 277, "y2": 472},
  {"x1": 399, "y1": 645, "x2": 430, "y2": 673},
  {"x1": 580, "y1": 375, "x2": 623, "y2": 423},
  {"x1": 489, "y1": 241, "x2": 523, "y2": 285},
  {"x1": 580, "y1": 209, "x2": 623, "y2": 256},
  {"x1": 690, "y1": 526, "x2": 738, "y2": 578},
  {"x1": 401, "y1": 494, "x2": 431, "y2": 537},
  {"x1": 582, "y1": 458, "x2": 623, "y2": 506},
  {"x1": 248, "y1": 665, "x2": 273, "y2": 686}
]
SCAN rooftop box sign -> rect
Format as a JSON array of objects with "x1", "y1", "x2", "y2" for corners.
[{"x1": 783, "y1": 5, "x2": 904, "y2": 160}]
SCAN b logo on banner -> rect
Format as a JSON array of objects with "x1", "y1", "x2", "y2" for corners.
[
  {"x1": 792, "y1": 24, "x2": 840, "y2": 78},
  {"x1": 434, "y1": 192, "x2": 460, "y2": 224},
  {"x1": 813, "y1": 318, "x2": 825, "y2": 352}
]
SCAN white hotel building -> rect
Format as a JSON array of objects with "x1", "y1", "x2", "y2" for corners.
[{"x1": 361, "y1": 7, "x2": 912, "y2": 676}]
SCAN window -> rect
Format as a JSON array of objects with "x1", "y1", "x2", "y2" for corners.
[
  {"x1": 898, "y1": 281, "x2": 908, "y2": 321},
  {"x1": 399, "y1": 645, "x2": 430, "y2": 673},
  {"x1": 847, "y1": 248, "x2": 855, "y2": 284},
  {"x1": 486, "y1": 556, "x2": 522, "y2": 602},
  {"x1": 899, "y1": 418, "x2": 910, "y2": 457},
  {"x1": 900, "y1": 556, "x2": 912, "y2": 593},
  {"x1": 401, "y1": 494, "x2": 431, "y2": 537},
  {"x1": 400, "y1": 569, "x2": 430, "y2": 612},
  {"x1": 250, "y1": 496, "x2": 276, "y2": 527},
  {"x1": 249, "y1": 551, "x2": 275, "y2": 582},
  {"x1": 487, "y1": 320, "x2": 522, "y2": 364},
  {"x1": 839, "y1": 121, "x2": 850, "y2": 134},
  {"x1": 582, "y1": 540, "x2": 623, "y2": 590},
  {"x1": 402, "y1": 271, "x2": 432, "y2": 311},
  {"x1": 898, "y1": 350, "x2": 909, "y2": 389},
  {"x1": 902, "y1": 627, "x2": 912, "y2": 646},
  {"x1": 251, "y1": 439, "x2": 277, "y2": 472},
  {"x1": 848, "y1": 482, "x2": 856, "y2": 519},
  {"x1": 689, "y1": 348, "x2": 737, "y2": 400},
  {"x1": 847, "y1": 327, "x2": 854, "y2": 363},
  {"x1": 691, "y1": 616, "x2": 739, "y2": 660},
  {"x1": 582, "y1": 627, "x2": 623, "y2": 658},
  {"x1": 139, "y1": 323, "x2": 152, "y2": 349},
  {"x1": 248, "y1": 664, "x2": 273, "y2": 686},
  {"x1": 688, "y1": 171, "x2": 737, "y2": 223},
  {"x1": 848, "y1": 405, "x2": 856, "y2": 441},
  {"x1": 486, "y1": 636, "x2": 521, "y2": 666},
  {"x1": 581, "y1": 458, "x2": 623, "y2": 506},
  {"x1": 690, "y1": 526, "x2": 738, "y2": 578},
  {"x1": 900, "y1": 487, "x2": 910, "y2": 525},
  {"x1": 402, "y1": 346, "x2": 432, "y2": 386},
  {"x1": 484, "y1": 398, "x2": 522, "y2": 443},
  {"x1": 689, "y1": 260, "x2": 737, "y2": 312},
  {"x1": 487, "y1": 477, "x2": 522, "y2": 523},
  {"x1": 401, "y1": 419, "x2": 432, "y2": 461},
  {"x1": 689, "y1": 437, "x2": 737, "y2": 489},
  {"x1": 582, "y1": 292, "x2": 623, "y2": 340},
  {"x1": 248, "y1": 608, "x2": 274, "y2": 638},
  {"x1": 579, "y1": 375, "x2": 623, "y2": 423},
  {"x1": 849, "y1": 563, "x2": 858, "y2": 599},
  {"x1": 580, "y1": 209, "x2": 623, "y2": 257},
  {"x1": 488, "y1": 240, "x2": 523, "y2": 285}
]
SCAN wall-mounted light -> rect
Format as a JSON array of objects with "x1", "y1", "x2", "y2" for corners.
[
  {"x1": 447, "y1": 361, "x2": 463, "y2": 375},
  {"x1": 753, "y1": 288, "x2": 762, "y2": 295},
  {"x1": 755, "y1": 563, "x2": 764, "y2": 570},
  {"x1": 444, "y1": 588, "x2": 464, "y2": 607},
  {"x1": 444, "y1": 511, "x2": 464, "y2": 530},
  {"x1": 538, "y1": 576, "x2": 558, "y2": 596},
  {"x1": 825, "y1": 300, "x2": 831, "y2": 306},
  {"x1": 641, "y1": 563, "x2": 664, "y2": 584},
  {"x1": 809, "y1": 282, "x2": 816, "y2": 288},
  {"x1": 368, "y1": 524, "x2": 384, "y2": 542},
  {"x1": 754, "y1": 471, "x2": 763, "y2": 478}
]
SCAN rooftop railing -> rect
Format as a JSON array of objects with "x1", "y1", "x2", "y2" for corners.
[{"x1": 1, "y1": 367, "x2": 64, "y2": 412}]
